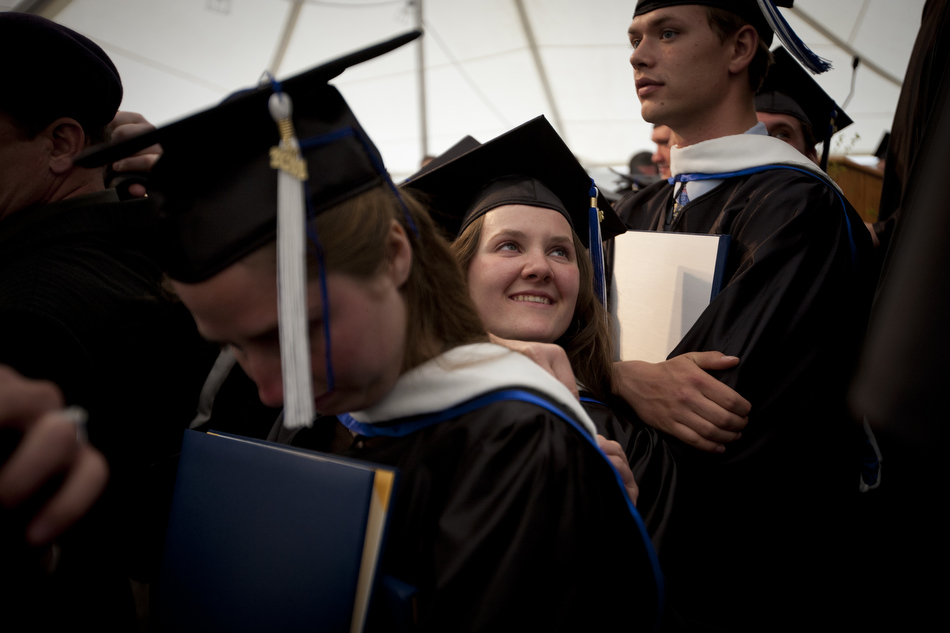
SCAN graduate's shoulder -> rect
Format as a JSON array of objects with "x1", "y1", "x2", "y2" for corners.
[
  {"x1": 734, "y1": 165, "x2": 842, "y2": 207},
  {"x1": 353, "y1": 388, "x2": 614, "y2": 491},
  {"x1": 711, "y1": 165, "x2": 852, "y2": 235},
  {"x1": 415, "y1": 387, "x2": 599, "y2": 449}
]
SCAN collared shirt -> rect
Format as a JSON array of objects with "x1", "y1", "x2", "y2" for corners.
[{"x1": 672, "y1": 122, "x2": 770, "y2": 203}]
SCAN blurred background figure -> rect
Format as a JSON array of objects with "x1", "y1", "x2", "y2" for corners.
[
  {"x1": 612, "y1": 150, "x2": 661, "y2": 195},
  {"x1": 629, "y1": 150, "x2": 658, "y2": 176},
  {"x1": 650, "y1": 125, "x2": 672, "y2": 179},
  {"x1": 850, "y1": 1, "x2": 950, "y2": 630}
]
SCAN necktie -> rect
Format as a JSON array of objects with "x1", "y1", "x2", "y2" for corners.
[{"x1": 670, "y1": 183, "x2": 689, "y2": 224}]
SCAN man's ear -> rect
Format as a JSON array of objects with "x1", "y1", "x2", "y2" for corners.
[
  {"x1": 45, "y1": 118, "x2": 86, "y2": 174},
  {"x1": 386, "y1": 218, "x2": 413, "y2": 288},
  {"x1": 728, "y1": 24, "x2": 759, "y2": 76}
]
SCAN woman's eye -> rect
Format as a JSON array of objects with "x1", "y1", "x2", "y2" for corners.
[
  {"x1": 551, "y1": 247, "x2": 570, "y2": 258},
  {"x1": 497, "y1": 241, "x2": 519, "y2": 252}
]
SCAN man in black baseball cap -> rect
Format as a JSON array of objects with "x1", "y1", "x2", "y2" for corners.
[
  {"x1": 0, "y1": 12, "x2": 124, "y2": 219},
  {"x1": 0, "y1": 12, "x2": 218, "y2": 628}
]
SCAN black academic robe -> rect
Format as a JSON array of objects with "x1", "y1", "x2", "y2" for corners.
[
  {"x1": 279, "y1": 391, "x2": 662, "y2": 633},
  {"x1": 617, "y1": 167, "x2": 873, "y2": 631},
  {"x1": 0, "y1": 191, "x2": 218, "y2": 629},
  {"x1": 582, "y1": 394, "x2": 677, "y2": 551}
]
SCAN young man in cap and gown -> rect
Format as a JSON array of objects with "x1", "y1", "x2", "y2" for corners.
[{"x1": 616, "y1": 2, "x2": 874, "y2": 629}]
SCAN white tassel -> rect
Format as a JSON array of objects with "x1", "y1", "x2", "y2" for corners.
[{"x1": 268, "y1": 91, "x2": 315, "y2": 430}]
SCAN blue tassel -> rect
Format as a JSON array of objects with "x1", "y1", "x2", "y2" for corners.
[
  {"x1": 299, "y1": 128, "x2": 419, "y2": 237},
  {"x1": 304, "y1": 189, "x2": 335, "y2": 394},
  {"x1": 290, "y1": 124, "x2": 419, "y2": 401},
  {"x1": 756, "y1": 0, "x2": 832, "y2": 74},
  {"x1": 587, "y1": 179, "x2": 607, "y2": 307}
]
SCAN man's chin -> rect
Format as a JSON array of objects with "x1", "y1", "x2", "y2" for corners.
[{"x1": 639, "y1": 103, "x2": 662, "y2": 125}]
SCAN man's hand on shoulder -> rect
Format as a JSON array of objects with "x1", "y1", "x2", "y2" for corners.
[
  {"x1": 612, "y1": 352, "x2": 750, "y2": 453},
  {"x1": 488, "y1": 333, "x2": 579, "y2": 400}
]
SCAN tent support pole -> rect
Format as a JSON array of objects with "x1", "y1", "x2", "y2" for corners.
[
  {"x1": 513, "y1": 0, "x2": 565, "y2": 137},
  {"x1": 415, "y1": 0, "x2": 428, "y2": 161},
  {"x1": 791, "y1": 5, "x2": 901, "y2": 88},
  {"x1": 269, "y1": 0, "x2": 304, "y2": 77}
]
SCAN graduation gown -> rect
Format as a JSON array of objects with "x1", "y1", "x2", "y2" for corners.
[
  {"x1": 582, "y1": 393, "x2": 677, "y2": 551},
  {"x1": 616, "y1": 136, "x2": 873, "y2": 631},
  {"x1": 273, "y1": 343, "x2": 662, "y2": 633}
]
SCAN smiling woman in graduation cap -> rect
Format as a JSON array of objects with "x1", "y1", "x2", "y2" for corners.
[
  {"x1": 404, "y1": 116, "x2": 677, "y2": 551},
  {"x1": 78, "y1": 34, "x2": 663, "y2": 632}
]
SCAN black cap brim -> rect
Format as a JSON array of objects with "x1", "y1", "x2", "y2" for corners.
[
  {"x1": 402, "y1": 116, "x2": 626, "y2": 247},
  {"x1": 633, "y1": 0, "x2": 794, "y2": 47},
  {"x1": 757, "y1": 47, "x2": 853, "y2": 137},
  {"x1": 75, "y1": 31, "x2": 421, "y2": 283},
  {"x1": 76, "y1": 30, "x2": 421, "y2": 169}
]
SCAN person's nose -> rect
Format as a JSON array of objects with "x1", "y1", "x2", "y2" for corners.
[
  {"x1": 629, "y1": 38, "x2": 653, "y2": 69},
  {"x1": 521, "y1": 249, "x2": 552, "y2": 281},
  {"x1": 239, "y1": 350, "x2": 285, "y2": 407}
]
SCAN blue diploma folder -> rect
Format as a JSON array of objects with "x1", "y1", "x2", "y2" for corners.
[{"x1": 157, "y1": 430, "x2": 397, "y2": 633}]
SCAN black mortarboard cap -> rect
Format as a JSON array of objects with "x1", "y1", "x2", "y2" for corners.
[
  {"x1": 633, "y1": 0, "x2": 794, "y2": 47},
  {"x1": 756, "y1": 47, "x2": 852, "y2": 168},
  {"x1": 402, "y1": 116, "x2": 626, "y2": 248},
  {"x1": 410, "y1": 135, "x2": 481, "y2": 179},
  {"x1": 0, "y1": 12, "x2": 122, "y2": 131},
  {"x1": 756, "y1": 47, "x2": 853, "y2": 137},
  {"x1": 755, "y1": 90, "x2": 809, "y2": 125},
  {"x1": 632, "y1": 1, "x2": 833, "y2": 74},
  {"x1": 77, "y1": 31, "x2": 421, "y2": 283}
]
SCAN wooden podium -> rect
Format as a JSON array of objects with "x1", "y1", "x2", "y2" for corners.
[{"x1": 827, "y1": 156, "x2": 884, "y2": 224}]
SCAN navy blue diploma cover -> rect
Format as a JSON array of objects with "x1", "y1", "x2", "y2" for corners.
[{"x1": 157, "y1": 430, "x2": 397, "y2": 633}]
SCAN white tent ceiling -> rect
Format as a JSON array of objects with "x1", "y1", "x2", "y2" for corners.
[{"x1": 3, "y1": 0, "x2": 924, "y2": 178}]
